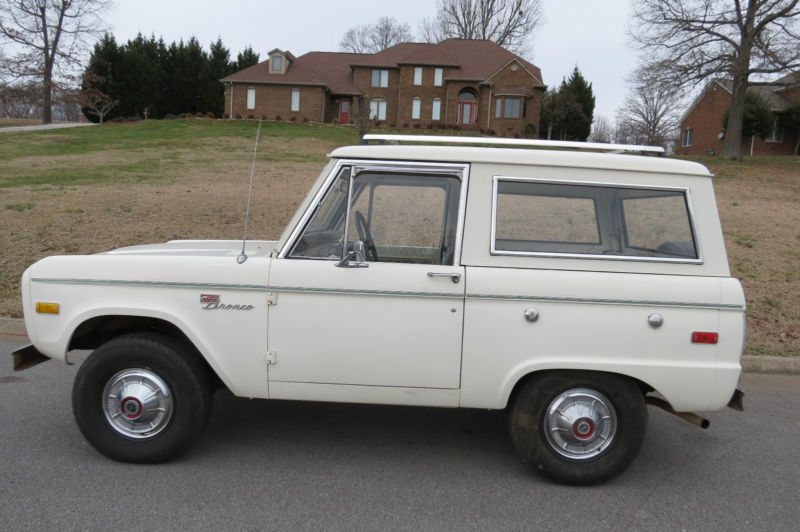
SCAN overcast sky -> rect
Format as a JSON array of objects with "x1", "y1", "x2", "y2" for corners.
[{"x1": 109, "y1": 0, "x2": 639, "y2": 120}]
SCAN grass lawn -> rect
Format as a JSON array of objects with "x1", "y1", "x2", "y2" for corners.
[{"x1": 1, "y1": 118, "x2": 797, "y2": 357}]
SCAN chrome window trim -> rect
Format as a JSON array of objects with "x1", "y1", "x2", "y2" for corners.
[
  {"x1": 280, "y1": 159, "x2": 470, "y2": 266},
  {"x1": 490, "y1": 176, "x2": 704, "y2": 264},
  {"x1": 278, "y1": 160, "x2": 348, "y2": 259}
]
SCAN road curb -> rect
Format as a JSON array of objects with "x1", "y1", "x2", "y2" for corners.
[
  {"x1": 741, "y1": 355, "x2": 800, "y2": 375},
  {"x1": 0, "y1": 317, "x2": 26, "y2": 336},
  {"x1": 0, "y1": 316, "x2": 797, "y2": 374}
]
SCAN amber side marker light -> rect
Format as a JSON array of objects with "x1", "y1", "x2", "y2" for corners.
[
  {"x1": 35, "y1": 302, "x2": 59, "y2": 314},
  {"x1": 692, "y1": 332, "x2": 718, "y2": 344}
]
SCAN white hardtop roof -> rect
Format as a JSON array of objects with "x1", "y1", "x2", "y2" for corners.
[{"x1": 328, "y1": 144, "x2": 713, "y2": 177}]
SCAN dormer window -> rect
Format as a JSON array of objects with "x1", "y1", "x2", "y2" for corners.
[{"x1": 268, "y1": 49, "x2": 291, "y2": 74}]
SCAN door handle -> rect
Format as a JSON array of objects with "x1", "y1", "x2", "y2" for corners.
[{"x1": 427, "y1": 272, "x2": 461, "y2": 283}]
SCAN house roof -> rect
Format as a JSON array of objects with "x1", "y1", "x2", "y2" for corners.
[
  {"x1": 681, "y1": 73, "x2": 800, "y2": 123},
  {"x1": 222, "y1": 51, "x2": 367, "y2": 94},
  {"x1": 222, "y1": 39, "x2": 544, "y2": 94}
]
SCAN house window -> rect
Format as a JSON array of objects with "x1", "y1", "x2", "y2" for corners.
[
  {"x1": 432, "y1": 98, "x2": 441, "y2": 120},
  {"x1": 503, "y1": 97, "x2": 521, "y2": 119},
  {"x1": 682, "y1": 128, "x2": 693, "y2": 147},
  {"x1": 765, "y1": 117, "x2": 784, "y2": 143},
  {"x1": 371, "y1": 69, "x2": 389, "y2": 88},
  {"x1": 271, "y1": 56, "x2": 282, "y2": 72},
  {"x1": 495, "y1": 98, "x2": 502, "y2": 118},
  {"x1": 411, "y1": 97, "x2": 421, "y2": 120},
  {"x1": 246, "y1": 88, "x2": 255, "y2": 110},
  {"x1": 414, "y1": 67, "x2": 422, "y2": 85},
  {"x1": 291, "y1": 89, "x2": 300, "y2": 112},
  {"x1": 369, "y1": 99, "x2": 387, "y2": 120},
  {"x1": 434, "y1": 68, "x2": 443, "y2": 86}
]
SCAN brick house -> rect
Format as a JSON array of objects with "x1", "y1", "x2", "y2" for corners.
[
  {"x1": 220, "y1": 39, "x2": 545, "y2": 136},
  {"x1": 677, "y1": 73, "x2": 800, "y2": 156}
]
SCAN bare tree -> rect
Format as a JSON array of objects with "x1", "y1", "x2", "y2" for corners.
[
  {"x1": 615, "y1": 65, "x2": 681, "y2": 148},
  {"x1": 340, "y1": 16, "x2": 413, "y2": 54},
  {"x1": 78, "y1": 71, "x2": 115, "y2": 125},
  {"x1": 588, "y1": 115, "x2": 615, "y2": 143},
  {"x1": 630, "y1": 0, "x2": 800, "y2": 159},
  {"x1": 340, "y1": 26, "x2": 372, "y2": 54},
  {"x1": 0, "y1": 0, "x2": 110, "y2": 124},
  {"x1": 419, "y1": 0, "x2": 543, "y2": 54}
]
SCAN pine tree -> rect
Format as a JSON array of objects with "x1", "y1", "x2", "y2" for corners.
[
  {"x1": 539, "y1": 67, "x2": 595, "y2": 141},
  {"x1": 234, "y1": 46, "x2": 260, "y2": 71},
  {"x1": 82, "y1": 34, "x2": 122, "y2": 123},
  {"x1": 204, "y1": 38, "x2": 232, "y2": 117}
]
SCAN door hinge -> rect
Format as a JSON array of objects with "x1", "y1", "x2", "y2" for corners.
[
  {"x1": 266, "y1": 292, "x2": 278, "y2": 305},
  {"x1": 266, "y1": 351, "x2": 277, "y2": 365}
]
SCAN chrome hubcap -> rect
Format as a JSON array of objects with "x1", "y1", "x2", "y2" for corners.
[
  {"x1": 544, "y1": 388, "x2": 617, "y2": 460},
  {"x1": 102, "y1": 369, "x2": 173, "y2": 439}
]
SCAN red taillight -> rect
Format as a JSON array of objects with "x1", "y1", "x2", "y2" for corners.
[{"x1": 692, "y1": 332, "x2": 719, "y2": 344}]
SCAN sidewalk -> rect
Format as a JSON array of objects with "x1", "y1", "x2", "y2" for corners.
[
  {"x1": 2, "y1": 317, "x2": 797, "y2": 374},
  {"x1": 0, "y1": 122, "x2": 97, "y2": 133}
]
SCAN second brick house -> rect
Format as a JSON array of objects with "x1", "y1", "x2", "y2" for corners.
[
  {"x1": 677, "y1": 72, "x2": 800, "y2": 156},
  {"x1": 221, "y1": 39, "x2": 546, "y2": 137}
]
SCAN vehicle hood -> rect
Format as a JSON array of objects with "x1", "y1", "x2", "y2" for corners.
[
  {"x1": 27, "y1": 240, "x2": 274, "y2": 286},
  {"x1": 103, "y1": 240, "x2": 276, "y2": 258}
]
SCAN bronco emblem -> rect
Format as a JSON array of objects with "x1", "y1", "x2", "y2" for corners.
[{"x1": 200, "y1": 294, "x2": 254, "y2": 311}]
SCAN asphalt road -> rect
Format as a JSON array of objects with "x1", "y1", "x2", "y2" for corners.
[{"x1": 2, "y1": 334, "x2": 799, "y2": 531}]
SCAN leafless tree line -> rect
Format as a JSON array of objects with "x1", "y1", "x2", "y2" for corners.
[
  {"x1": 341, "y1": 1, "x2": 543, "y2": 56},
  {"x1": 0, "y1": 81, "x2": 81, "y2": 121}
]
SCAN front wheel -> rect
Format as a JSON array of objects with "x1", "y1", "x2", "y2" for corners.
[
  {"x1": 72, "y1": 332, "x2": 213, "y2": 462},
  {"x1": 509, "y1": 371, "x2": 647, "y2": 485}
]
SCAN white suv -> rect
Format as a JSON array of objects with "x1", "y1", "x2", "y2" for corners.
[{"x1": 14, "y1": 135, "x2": 745, "y2": 485}]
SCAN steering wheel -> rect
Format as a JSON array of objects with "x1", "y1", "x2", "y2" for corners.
[{"x1": 354, "y1": 210, "x2": 379, "y2": 261}]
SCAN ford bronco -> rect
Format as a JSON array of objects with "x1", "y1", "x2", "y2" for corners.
[{"x1": 13, "y1": 134, "x2": 745, "y2": 485}]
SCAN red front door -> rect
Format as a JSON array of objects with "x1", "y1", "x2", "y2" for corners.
[
  {"x1": 339, "y1": 99, "x2": 350, "y2": 123},
  {"x1": 458, "y1": 101, "x2": 476, "y2": 126}
]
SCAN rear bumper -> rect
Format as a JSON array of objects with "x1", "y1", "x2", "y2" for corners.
[
  {"x1": 727, "y1": 387, "x2": 745, "y2": 411},
  {"x1": 11, "y1": 344, "x2": 51, "y2": 371}
]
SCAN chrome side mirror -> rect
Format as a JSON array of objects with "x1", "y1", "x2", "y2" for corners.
[{"x1": 336, "y1": 240, "x2": 369, "y2": 268}]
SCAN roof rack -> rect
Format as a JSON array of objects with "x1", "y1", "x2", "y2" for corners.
[{"x1": 361, "y1": 134, "x2": 665, "y2": 156}]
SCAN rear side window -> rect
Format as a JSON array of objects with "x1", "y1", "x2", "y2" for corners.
[{"x1": 492, "y1": 178, "x2": 699, "y2": 261}]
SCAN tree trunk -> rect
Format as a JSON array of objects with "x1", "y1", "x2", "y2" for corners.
[
  {"x1": 42, "y1": 68, "x2": 53, "y2": 124},
  {"x1": 720, "y1": 7, "x2": 757, "y2": 161},
  {"x1": 720, "y1": 76, "x2": 748, "y2": 160}
]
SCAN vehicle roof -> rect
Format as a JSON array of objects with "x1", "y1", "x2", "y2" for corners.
[{"x1": 328, "y1": 145, "x2": 713, "y2": 177}]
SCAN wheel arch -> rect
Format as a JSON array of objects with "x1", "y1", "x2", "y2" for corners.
[
  {"x1": 504, "y1": 368, "x2": 653, "y2": 411},
  {"x1": 68, "y1": 314, "x2": 224, "y2": 389}
]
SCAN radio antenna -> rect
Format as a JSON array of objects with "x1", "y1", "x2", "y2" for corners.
[{"x1": 237, "y1": 120, "x2": 263, "y2": 264}]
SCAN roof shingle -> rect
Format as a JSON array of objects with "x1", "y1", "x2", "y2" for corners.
[{"x1": 221, "y1": 39, "x2": 544, "y2": 94}]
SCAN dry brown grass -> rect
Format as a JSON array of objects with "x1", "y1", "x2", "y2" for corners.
[
  {"x1": 707, "y1": 157, "x2": 800, "y2": 357},
  {"x1": 1, "y1": 125, "x2": 797, "y2": 357},
  {"x1": 0, "y1": 118, "x2": 48, "y2": 128}
]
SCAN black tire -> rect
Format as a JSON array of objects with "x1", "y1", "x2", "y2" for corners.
[
  {"x1": 509, "y1": 371, "x2": 647, "y2": 485},
  {"x1": 72, "y1": 332, "x2": 213, "y2": 463}
]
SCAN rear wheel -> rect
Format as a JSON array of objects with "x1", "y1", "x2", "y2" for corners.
[
  {"x1": 509, "y1": 371, "x2": 647, "y2": 485},
  {"x1": 72, "y1": 332, "x2": 213, "y2": 462}
]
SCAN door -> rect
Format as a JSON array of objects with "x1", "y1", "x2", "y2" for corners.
[
  {"x1": 268, "y1": 164, "x2": 466, "y2": 390},
  {"x1": 339, "y1": 99, "x2": 350, "y2": 123},
  {"x1": 458, "y1": 101, "x2": 476, "y2": 126}
]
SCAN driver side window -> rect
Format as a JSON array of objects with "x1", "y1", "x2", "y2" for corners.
[
  {"x1": 289, "y1": 167, "x2": 461, "y2": 265},
  {"x1": 346, "y1": 172, "x2": 460, "y2": 265}
]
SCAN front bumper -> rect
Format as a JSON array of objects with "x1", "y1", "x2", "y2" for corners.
[{"x1": 11, "y1": 344, "x2": 50, "y2": 371}]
